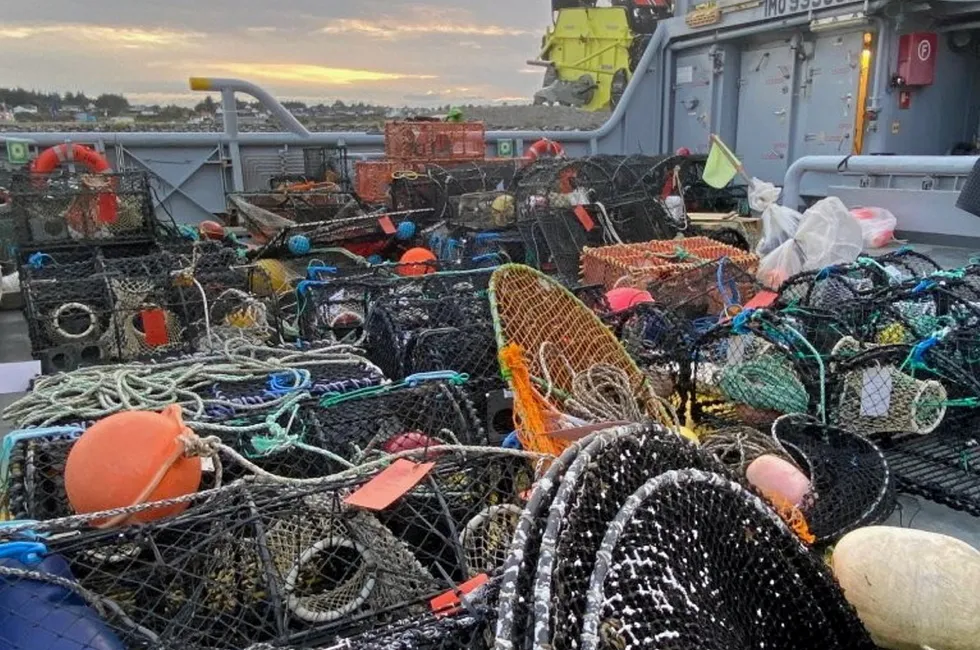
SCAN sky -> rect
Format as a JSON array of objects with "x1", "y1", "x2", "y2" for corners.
[{"x1": 0, "y1": 0, "x2": 552, "y2": 106}]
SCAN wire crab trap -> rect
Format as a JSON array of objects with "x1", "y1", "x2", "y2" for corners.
[
  {"x1": 389, "y1": 160, "x2": 521, "y2": 225},
  {"x1": 513, "y1": 157, "x2": 684, "y2": 281},
  {"x1": 689, "y1": 310, "x2": 826, "y2": 431},
  {"x1": 297, "y1": 269, "x2": 494, "y2": 345},
  {"x1": 489, "y1": 264, "x2": 678, "y2": 456},
  {"x1": 294, "y1": 377, "x2": 488, "y2": 475},
  {"x1": 0, "y1": 469, "x2": 514, "y2": 650},
  {"x1": 407, "y1": 325, "x2": 506, "y2": 434},
  {"x1": 0, "y1": 424, "x2": 221, "y2": 522},
  {"x1": 649, "y1": 257, "x2": 762, "y2": 322},
  {"x1": 19, "y1": 247, "x2": 101, "y2": 282},
  {"x1": 231, "y1": 188, "x2": 360, "y2": 226},
  {"x1": 537, "y1": 425, "x2": 727, "y2": 650},
  {"x1": 678, "y1": 154, "x2": 751, "y2": 215},
  {"x1": 577, "y1": 469, "x2": 875, "y2": 650},
  {"x1": 0, "y1": 426, "x2": 83, "y2": 521},
  {"x1": 314, "y1": 582, "x2": 499, "y2": 650},
  {"x1": 24, "y1": 277, "x2": 118, "y2": 373},
  {"x1": 9, "y1": 170, "x2": 156, "y2": 249},
  {"x1": 365, "y1": 293, "x2": 492, "y2": 380},
  {"x1": 772, "y1": 414, "x2": 895, "y2": 544}
]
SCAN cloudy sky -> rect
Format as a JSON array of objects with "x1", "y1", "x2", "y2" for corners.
[{"x1": 0, "y1": 0, "x2": 552, "y2": 106}]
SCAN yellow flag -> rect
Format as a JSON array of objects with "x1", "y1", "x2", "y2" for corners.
[{"x1": 702, "y1": 137, "x2": 740, "y2": 189}]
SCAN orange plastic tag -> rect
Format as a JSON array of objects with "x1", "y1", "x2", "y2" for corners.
[
  {"x1": 574, "y1": 205, "x2": 595, "y2": 232},
  {"x1": 430, "y1": 573, "x2": 489, "y2": 616},
  {"x1": 744, "y1": 290, "x2": 778, "y2": 310},
  {"x1": 378, "y1": 216, "x2": 397, "y2": 235},
  {"x1": 140, "y1": 308, "x2": 169, "y2": 347},
  {"x1": 345, "y1": 459, "x2": 435, "y2": 511}
]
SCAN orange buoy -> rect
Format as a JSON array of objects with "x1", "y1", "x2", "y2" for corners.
[
  {"x1": 199, "y1": 220, "x2": 226, "y2": 240},
  {"x1": 64, "y1": 405, "x2": 202, "y2": 526},
  {"x1": 397, "y1": 247, "x2": 437, "y2": 276},
  {"x1": 605, "y1": 287, "x2": 654, "y2": 313}
]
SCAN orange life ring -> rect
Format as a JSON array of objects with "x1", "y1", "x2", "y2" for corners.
[
  {"x1": 524, "y1": 138, "x2": 566, "y2": 162},
  {"x1": 31, "y1": 144, "x2": 117, "y2": 224}
]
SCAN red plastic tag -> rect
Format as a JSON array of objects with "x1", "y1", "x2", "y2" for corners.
[
  {"x1": 140, "y1": 308, "x2": 169, "y2": 347},
  {"x1": 345, "y1": 459, "x2": 435, "y2": 511},
  {"x1": 430, "y1": 573, "x2": 489, "y2": 616},
  {"x1": 660, "y1": 174, "x2": 675, "y2": 199},
  {"x1": 378, "y1": 216, "x2": 397, "y2": 235},
  {"x1": 744, "y1": 290, "x2": 778, "y2": 310},
  {"x1": 574, "y1": 205, "x2": 596, "y2": 232}
]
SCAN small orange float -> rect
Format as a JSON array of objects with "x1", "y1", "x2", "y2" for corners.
[{"x1": 397, "y1": 247, "x2": 437, "y2": 276}]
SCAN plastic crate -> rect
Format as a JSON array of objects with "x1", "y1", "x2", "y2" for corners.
[
  {"x1": 580, "y1": 237, "x2": 759, "y2": 289},
  {"x1": 385, "y1": 121, "x2": 486, "y2": 162}
]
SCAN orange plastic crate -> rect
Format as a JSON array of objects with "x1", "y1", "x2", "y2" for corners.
[
  {"x1": 354, "y1": 160, "x2": 422, "y2": 203},
  {"x1": 385, "y1": 121, "x2": 486, "y2": 162},
  {"x1": 580, "y1": 237, "x2": 759, "y2": 290}
]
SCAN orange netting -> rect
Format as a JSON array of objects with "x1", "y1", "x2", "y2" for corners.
[
  {"x1": 768, "y1": 495, "x2": 816, "y2": 546},
  {"x1": 490, "y1": 264, "x2": 677, "y2": 454},
  {"x1": 581, "y1": 236, "x2": 760, "y2": 290}
]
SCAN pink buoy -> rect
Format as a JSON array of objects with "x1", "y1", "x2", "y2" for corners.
[
  {"x1": 605, "y1": 287, "x2": 654, "y2": 313},
  {"x1": 382, "y1": 432, "x2": 445, "y2": 454},
  {"x1": 746, "y1": 454, "x2": 811, "y2": 507}
]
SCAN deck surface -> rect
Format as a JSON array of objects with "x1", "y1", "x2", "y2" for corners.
[{"x1": 1, "y1": 245, "x2": 978, "y2": 548}]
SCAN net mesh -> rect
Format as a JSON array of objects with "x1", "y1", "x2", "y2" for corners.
[
  {"x1": 10, "y1": 171, "x2": 155, "y2": 247},
  {"x1": 489, "y1": 264, "x2": 676, "y2": 455},
  {"x1": 772, "y1": 415, "x2": 895, "y2": 543},
  {"x1": 0, "y1": 448, "x2": 534, "y2": 650},
  {"x1": 578, "y1": 469, "x2": 876, "y2": 650}
]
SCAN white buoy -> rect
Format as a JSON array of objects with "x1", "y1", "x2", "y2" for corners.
[{"x1": 832, "y1": 526, "x2": 980, "y2": 650}]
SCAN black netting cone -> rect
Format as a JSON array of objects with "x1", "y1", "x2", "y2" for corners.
[
  {"x1": 579, "y1": 469, "x2": 876, "y2": 650},
  {"x1": 546, "y1": 426, "x2": 726, "y2": 650},
  {"x1": 772, "y1": 414, "x2": 895, "y2": 544}
]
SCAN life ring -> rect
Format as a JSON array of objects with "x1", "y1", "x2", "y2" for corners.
[
  {"x1": 31, "y1": 144, "x2": 117, "y2": 224},
  {"x1": 524, "y1": 138, "x2": 566, "y2": 162}
]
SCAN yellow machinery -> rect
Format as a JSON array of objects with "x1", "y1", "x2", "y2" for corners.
[{"x1": 530, "y1": 1, "x2": 671, "y2": 111}]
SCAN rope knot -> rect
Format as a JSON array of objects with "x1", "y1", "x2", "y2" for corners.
[{"x1": 178, "y1": 432, "x2": 221, "y2": 459}]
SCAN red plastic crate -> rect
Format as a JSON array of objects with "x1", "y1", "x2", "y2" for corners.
[{"x1": 385, "y1": 121, "x2": 486, "y2": 162}]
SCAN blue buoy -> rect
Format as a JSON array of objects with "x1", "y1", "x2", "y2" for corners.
[
  {"x1": 396, "y1": 221, "x2": 417, "y2": 241},
  {"x1": 288, "y1": 235, "x2": 311, "y2": 255},
  {"x1": 367, "y1": 254, "x2": 383, "y2": 265}
]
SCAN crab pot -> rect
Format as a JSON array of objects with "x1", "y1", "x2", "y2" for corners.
[
  {"x1": 309, "y1": 381, "x2": 486, "y2": 473},
  {"x1": 0, "y1": 477, "x2": 490, "y2": 649},
  {"x1": 365, "y1": 294, "x2": 492, "y2": 380},
  {"x1": 9, "y1": 170, "x2": 156, "y2": 250},
  {"x1": 23, "y1": 277, "x2": 116, "y2": 373},
  {"x1": 376, "y1": 452, "x2": 530, "y2": 585}
]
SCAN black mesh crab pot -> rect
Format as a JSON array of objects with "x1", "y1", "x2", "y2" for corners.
[
  {"x1": 297, "y1": 269, "x2": 494, "y2": 346},
  {"x1": 535, "y1": 425, "x2": 727, "y2": 650},
  {"x1": 9, "y1": 170, "x2": 157, "y2": 250},
  {"x1": 389, "y1": 159, "x2": 522, "y2": 225},
  {"x1": 771, "y1": 414, "x2": 895, "y2": 544},
  {"x1": 577, "y1": 469, "x2": 876, "y2": 650},
  {"x1": 688, "y1": 311, "x2": 827, "y2": 431},
  {"x1": 23, "y1": 276, "x2": 118, "y2": 373},
  {"x1": 307, "y1": 379, "x2": 488, "y2": 473},
  {"x1": 827, "y1": 343, "x2": 980, "y2": 516},
  {"x1": 513, "y1": 155, "x2": 685, "y2": 281},
  {"x1": 0, "y1": 451, "x2": 531, "y2": 650},
  {"x1": 365, "y1": 294, "x2": 492, "y2": 381}
]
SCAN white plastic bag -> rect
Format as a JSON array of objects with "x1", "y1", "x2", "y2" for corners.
[
  {"x1": 797, "y1": 197, "x2": 864, "y2": 270},
  {"x1": 750, "y1": 179, "x2": 803, "y2": 257},
  {"x1": 756, "y1": 196, "x2": 863, "y2": 289},
  {"x1": 758, "y1": 239, "x2": 805, "y2": 289},
  {"x1": 850, "y1": 207, "x2": 897, "y2": 249}
]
